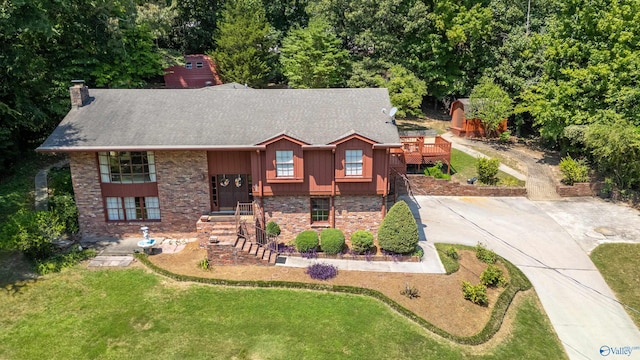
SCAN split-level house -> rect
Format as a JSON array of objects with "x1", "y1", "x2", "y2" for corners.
[{"x1": 37, "y1": 82, "x2": 403, "y2": 241}]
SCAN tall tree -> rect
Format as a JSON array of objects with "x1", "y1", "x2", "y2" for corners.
[
  {"x1": 170, "y1": 0, "x2": 223, "y2": 54},
  {"x1": 210, "y1": 0, "x2": 274, "y2": 87},
  {"x1": 468, "y1": 78, "x2": 513, "y2": 137},
  {"x1": 348, "y1": 59, "x2": 426, "y2": 118},
  {"x1": 279, "y1": 17, "x2": 349, "y2": 88}
]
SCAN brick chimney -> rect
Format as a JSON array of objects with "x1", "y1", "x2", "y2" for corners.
[{"x1": 69, "y1": 80, "x2": 89, "y2": 108}]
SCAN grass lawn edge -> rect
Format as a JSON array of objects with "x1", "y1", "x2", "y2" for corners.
[{"x1": 136, "y1": 249, "x2": 532, "y2": 345}]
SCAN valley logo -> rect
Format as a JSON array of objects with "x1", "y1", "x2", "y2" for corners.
[{"x1": 600, "y1": 345, "x2": 640, "y2": 357}]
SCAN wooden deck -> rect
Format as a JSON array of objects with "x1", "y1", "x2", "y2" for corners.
[{"x1": 391, "y1": 135, "x2": 452, "y2": 173}]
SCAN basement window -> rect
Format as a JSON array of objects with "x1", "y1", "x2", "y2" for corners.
[{"x1": 311, "y1": 197, "x2": 329, "y2": 223}]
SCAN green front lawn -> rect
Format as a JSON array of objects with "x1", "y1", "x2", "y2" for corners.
[
  {"x1": 449, "y1": 149, "x2": 524, "y2": 187},
  {"x1": 0, "y1": 267, "x2": 566, "y2": 359},
  {"x1": 591, "y1": 243, "x2": 640, "y2": 328}
]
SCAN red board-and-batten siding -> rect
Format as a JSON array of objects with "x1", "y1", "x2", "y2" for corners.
[{"x1": 163, "y1": 55, "x2": 222, "y2": 89}]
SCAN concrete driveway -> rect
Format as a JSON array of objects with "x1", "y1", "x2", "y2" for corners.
[{"x1": 408, "y1": 195, "x2": 640, "y2": 360}]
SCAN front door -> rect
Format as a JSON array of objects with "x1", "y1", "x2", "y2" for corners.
[{"x1": 217, "y1": 174, "x2": 249, "y2": 210}]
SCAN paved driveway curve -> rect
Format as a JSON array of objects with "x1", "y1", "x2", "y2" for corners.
[{"x1": 409, "y1": 196, "x2": 640, "y2": 360}]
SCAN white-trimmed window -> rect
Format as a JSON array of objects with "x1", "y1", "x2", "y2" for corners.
[
  {"x1": 105, "y1": 197, "x2": 161, "y2": 221},
  {"x1": 196, "y1": 61, "x2": 203, "y2": 68},
  {"x1": 275, "y1": 150, "x2": 294, "y2": 177},
  {"x1": 185, "y1": 62, "x2": 193, "y2": 69},
  {"x1": 98, "y1": 151, "x2": 156, "y2": 184},
  {"x1": 345, "y1": 150, "x2": 363, "y2": 176}
]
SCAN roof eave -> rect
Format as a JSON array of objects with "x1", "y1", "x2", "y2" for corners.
[{"x1": 36, "y1": 145, "x2": 268, "y2": 152}]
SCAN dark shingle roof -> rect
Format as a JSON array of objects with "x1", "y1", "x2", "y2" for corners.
[{"x1": 38, "y1": 87, "x2": 401, "y2": 151}]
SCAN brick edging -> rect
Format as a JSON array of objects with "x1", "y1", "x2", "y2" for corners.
[
  {"x1": 556, "y1": 182, "x2": 604, "y2": 197},
  {"x1": 401, "y1": 175, "x2": 527, "y2": 197}
]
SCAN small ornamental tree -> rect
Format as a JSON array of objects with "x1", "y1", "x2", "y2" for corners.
[
  {"x1": 265, "y1": 221, "x2": 281, "y2": 237},
  {"x1": 377, "y1": 201, "x2": 419, "y2": 254}
]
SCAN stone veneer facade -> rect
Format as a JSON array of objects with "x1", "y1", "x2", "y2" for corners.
[
  {"x1": 70, "y1": 151, "x2": 210, "y2": 238},
  {"x1": 261, "y1": 195, "x2": 383, "y2": 242},
  {"x1": 333, "y1": 195, "x2": 383, "y2": 238}
]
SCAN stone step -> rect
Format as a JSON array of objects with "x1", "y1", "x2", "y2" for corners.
[
  {"x1": 206, "y1": 215, "x2": 236, "y2": 222},
  {"x1": 209, "y1": 229, "x2": 237, "y2": 236},
  {"x1": 235, "y1": 237, "x2": 246, "y2": 249}
]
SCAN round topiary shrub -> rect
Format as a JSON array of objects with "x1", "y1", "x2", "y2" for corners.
[
  {"x1": 350, "y1": 230, "x2": 374, "y2": 254},
  {"x1": 265, "y1": 220, "x2": 281, "y2": 237},
  {"x1": 295, "y1": 230, "x2": 319, "y2": 252},
  {"x1": 377, "y1": 200, "x2": 419, "y2": 254},
  {"x1": 320, "y1": 228, "x2": 345, "y2": 254}
]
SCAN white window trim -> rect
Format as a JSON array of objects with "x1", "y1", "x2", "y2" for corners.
[
  {"x1": 275, "y1": 150, "x2": 294, "y2": 177},
  {"x1": 345, "y1": 149, "x2": 363, "y2": 176},
  {"x1": 105, "y1": 196, "x2": 161, "y2": 221}
]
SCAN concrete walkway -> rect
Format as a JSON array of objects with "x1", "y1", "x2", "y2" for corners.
[
  {"x1": 278, "y1": 241, "x2": 446, "y2": 274},
  {"x1": 412, "y1": 195, "x2": 640, "y2": 360},
  {"x1": 34, "y1": 159, "x2": 70, "y2": 211}
]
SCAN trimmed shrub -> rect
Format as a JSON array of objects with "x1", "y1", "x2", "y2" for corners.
[
  {"x1": 445, "y1": 246, "x2": 460, "y2": 260},
  {"x1": 476, "y1": 243, "x2": 497, "y2": 264},
  {"x1": 559, "y1": 155, "x2": 589, "y2": 185},
  {"x1": 350, "y1": 230, "x2": 374, "y2": 254},
  {"x1": 480, "y1": 264, "x2": 508, "y2": 287},
  {"x1": 305, "y1": 263, "x2": 338, "y2": 280},
  {"x1": 462, "y1": 281, "x2": 488, "y2": 306},
  {"x1": 476, "y1": 157, "x2": 500, "y2": 185},
  {"x1": 265, "y1": 221, "x2": 281, "y2": 237},
  {"x1": 320, "y1": 228, "x2": 345, "y2": 254},
  {"x1": 295, "y1": 230, "x2": 319, "y2": 252},
  {"x1": 378, "y1": 201, "x2": 419, "y2": 254}
]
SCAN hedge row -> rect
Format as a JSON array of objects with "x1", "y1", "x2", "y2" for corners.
[{"x1": 135, "y1": 249, "x2": 532, "y2": 345}]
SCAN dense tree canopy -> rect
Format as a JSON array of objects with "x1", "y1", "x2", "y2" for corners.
[
  {"x1": 1, "y1": 0, "x2": 639, "y2": 190},
  {"x1": 280, "y1": 17, "x2": 349, "y2": 88},
  {"x1": 209, "y1": 0, "x2": 275, "y2": 87}
]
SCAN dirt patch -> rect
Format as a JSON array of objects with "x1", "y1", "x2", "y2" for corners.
[{"x1": 149, "y1": 246, "x2": 506, "y2": 337}]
